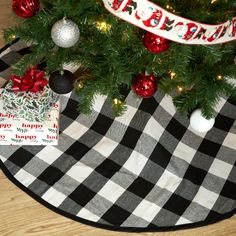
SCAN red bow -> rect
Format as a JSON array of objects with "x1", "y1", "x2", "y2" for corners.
[{"x1": 10, "y1": 67, "x2": 48, "y2": 93}]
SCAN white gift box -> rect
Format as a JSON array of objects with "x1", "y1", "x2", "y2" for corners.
[{"x1": 0, "y1": 89, "x2": 60, "y2": 145}]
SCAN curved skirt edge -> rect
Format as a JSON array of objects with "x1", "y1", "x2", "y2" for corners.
[{"x1": 1, "y1": 160, "x2": 235, "y2": 232}]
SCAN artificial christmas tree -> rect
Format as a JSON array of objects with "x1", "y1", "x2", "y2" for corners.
[
  {"x1": 0, "y1": 3, "x2": 236, "y2": 231},
  {"x1": 4, "y1": 0, "x2": 236, "y2": 118}
]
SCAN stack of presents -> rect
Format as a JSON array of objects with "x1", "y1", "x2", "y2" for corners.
[{"x1": 0, "y1": 67, "x2": 60, "y2": 145}]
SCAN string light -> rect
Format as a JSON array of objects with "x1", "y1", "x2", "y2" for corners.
[
  {"x1": 216, "y1": 75, "x2": 223, "y2": 81},
  {"x1": 169, "y1": 71, "x2": 177, "y2": 80},
  {"x1": 168, "y1": 70, "x2": 177, "y2": 79},
  {"x1": 166, "y1": 4, "x2": 176, "y2": 12},
  {"x1": 156, "y1": 58, "x2": 162, "y2": 64},
  {"x1": 8, "y1": 34, "x2": 16, "y2": 41},
  {"x1": 113, "y1": 98, "x2": 123, "y2": 105},
  {"x1": 96, "y1": 21, "x2": 112, "y2": 33},
  {"x1": 177, "y1": 86, "x2": 184, "y2": 93},
  {"x1": 75, "y1": 80, "x2": 84, "y2": 90},
  {"x1": 121, "y1": 30, "x2": 130, "y2": 42}
]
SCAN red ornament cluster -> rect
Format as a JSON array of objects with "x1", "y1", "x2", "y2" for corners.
[
  {"x1": 10, "y1": 67, "x2": 48, "y2": 93},
  {"x1": 143, "y1": 32, "x2": 170, "y2": 54},
  {"x1": 132, "y1": 72, "x2": 158, "y2": 98},
  {"x1": 12, "y1": 0, "x2": 40, "y2": 18}
]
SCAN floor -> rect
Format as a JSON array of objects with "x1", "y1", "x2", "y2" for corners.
[{"x1": 0, "y1": 1, "x2": 236, "y2": 235}]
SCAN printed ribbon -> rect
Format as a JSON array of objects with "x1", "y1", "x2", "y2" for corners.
[
  {"x1": 103, "y1": 0, "x2": 236, "y2": 45},
  {"x1": 10, "y1": 67, "x2": 48, "y2": 93}
]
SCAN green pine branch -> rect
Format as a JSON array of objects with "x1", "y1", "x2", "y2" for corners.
[{"x1": 3, "y1": 0, "x2": 236, "y2": 117}]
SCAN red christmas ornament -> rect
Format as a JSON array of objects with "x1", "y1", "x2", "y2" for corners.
[
  {"x1": 132, "y1": 73, "x2": 158, "y2": 98},
  {"x1": 143, "y1": 32, "x2": 170, "y2": 54},
  {"x1": 12, "y1": 0, "x2": 40, "y2": 18}
]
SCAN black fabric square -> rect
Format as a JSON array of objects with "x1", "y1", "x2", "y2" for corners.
[
  {"x1": 184, "y1": 165, "x2": 207, "y2": 185},
  {"x1": 220, "y1": 180, "x2": 236, "y2": 200},
  {"x1": 147, "y1": 223, "x2": 157, "y2": 228},
  {"x1": 102, "y1": 204, "x2": 131, "y2": 225},
  {"x1": 163, "y1": 194, "x2": 191, "y2": 216},
  {"x1": 127, "y1": 177, "x2": 154, "y2": 198},
  {"x1": 37, "y1": 61, "x2": 47, "y2": 71},
  {"x1": 69, "y1": 184, "x2": 96, "y2": 206},
  {"x1": 38, "y1": 166, "x2": 64, "y2": 186},
  {"x1": 166, "y1": 118, "x2": 186, "y2": 140},
  {"x1": 129, "y1": 110, "x2": 151, "y2": 132},
  {"x1": 214, "y1": 114, "x2": 234, "y2": 132},
  {"x1": 61, "y1": 98, "x2": 80, "y2": 120},
  {"x1": 0, "y1": 59, "x2": 9, "y2": 72},
  {"x1": 65, "y1": 141, "x2": 90, "y2": 161},
  {"x1": 139, "y1": 96, "x2": 158, "y2": 115},
  {"x1": 17, "y1": 47, "x2": 31, "y2": 55},
  {"x1": 7, "y1": 148, "x2": 34, "y2": 168},
  {"x1": 198, "y1": 139, "x2": 221, "y2": 157},
  {"x1": 95, "y1": 159, "x2": 121, "y2": 179},
  {"x1": 149, "y1": 143, "x2": 172, "y2": 169},
  {"x1": 205, "y1": 210, "x2": 223, "y2": 222},
  {"x1": 120, "y1": 127, "x2": 142, "y2": 149},
  {"x1": 90, "y1": 114, "x2": 113, "y2": 135},
  {"x1": 0, "y1": 43, "x2": 11, "y2": 55},
  {"x1": 227, "y1": 98, "x2": 236, "y2": 106},
  {"x1": 119, "y1": 85, "x2": 130, "y2": 98}
]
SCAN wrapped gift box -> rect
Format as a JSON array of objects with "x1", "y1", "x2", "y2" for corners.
[
  {"x1": 0, "y1": 89, "x2": 60, "y2": 145},
  {"x1": 2, "y1": 81, "x2": 59, "y2": 122}
]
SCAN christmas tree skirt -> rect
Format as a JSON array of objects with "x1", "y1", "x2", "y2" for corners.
[{"x1": 0, "y1": 41, "x2": 235, "y2": 232}]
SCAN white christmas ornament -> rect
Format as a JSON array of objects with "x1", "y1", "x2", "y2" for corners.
[
  {"x1": 190, "y1": 109, "x2": 215, "y2": 133},
  {"x1": 51, "y1": 18, "x2": 80, "y2": 48}
]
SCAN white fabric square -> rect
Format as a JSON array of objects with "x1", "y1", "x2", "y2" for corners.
[
  {"x1": 60, "y1": 92, "x2": 72, "y2": 112},
  {"x1": 42, "y1": 187, "x2": 67, "y2": 207},
  {"x1": 123, "y1": 151, "x2": 148, "y2": 176},
  {"x1": 133, "y1": 199, "x2": 161, "y2": 222},
  {"x1": 93, "y1": 136, "x2": 118, "y2": 157},
  {"x1": 92, "y1": 94, "x2": 107, "y2": 112},
  {"x1": 173, "y1": 142, "x2": 196, "y2": 163},
  {"x1": 15, "y1": 169, "x2": 36, "y2": 187},
  {"x1": 156, "y1": 170, "x2": 182, "y2": 193},
  {"x1": 64, "y1": 121, "x2": 88, "y2": 140},
  {"x1": 159, "y1": 95, "x2": 176, "y2": 116},
  {"x1": 176, "y1": 216, "x2": 192, "y2": 225},
  {"x1": 66, "y1": 162, "x2": 94, "y2": 183},
  {"x1": 188, "y1": 127, "x2": 207, "y2": 138},
  {"x1": 223, "y1": 132, "x2": 236, "y2": 149},
  {"x1": 143, "y1": 116, "x2": 165, "y2": 141},
  {"x1": 208, "y1": 159, "x2": 233, "y2": 179},
  {"x1": 192, "y1": 186, "x2": 219, "y2": 209},
  {"x1": 77, "y1": 208, "x2": 100, "y2": 222},
  {"x1": 0, "y1": 154, "x2": 7, "y2": 162},
  {"x1": 0, "y1": 47, "x2": 11, "y2": 57},
  {"x1": 37, "y1": 146, "x2": 63, "y2": 165},
  {"x1": 115, "y1": 104, "x2": 138, "y2": 126},
  {"x1": 214, "y1": 97, "x2": 227, "y2": 112},
  {"x1": 98, "y1": 180, "x2": 125, "y2": 203}
]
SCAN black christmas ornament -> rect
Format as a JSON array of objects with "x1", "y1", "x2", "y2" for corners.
[{"x1": 49, "y1": 70, "x2": 75, "y2": 94}]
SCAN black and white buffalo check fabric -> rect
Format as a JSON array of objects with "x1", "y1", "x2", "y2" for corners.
[{"x1": 0, "y1": 41, "x2": 235, "y2": 232}]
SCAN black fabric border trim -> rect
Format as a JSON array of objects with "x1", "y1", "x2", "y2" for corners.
[
  {"x1": 0, "y1": 38, "x2": 19, "y2": 54},
  {"x1": 1, "y1": 160, "x2": 235, "y2": 232}
]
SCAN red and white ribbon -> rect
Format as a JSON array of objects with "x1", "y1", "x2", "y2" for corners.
[{"x1": 103, "y1": 0, "x2": 236, "y2": 45}]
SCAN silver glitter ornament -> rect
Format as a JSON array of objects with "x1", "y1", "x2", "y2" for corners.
[{"x1": 51, "y1": 18, "x2": 80, "y2": 48}]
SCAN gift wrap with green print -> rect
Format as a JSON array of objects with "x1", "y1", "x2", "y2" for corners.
[{"x1": 2, "y1": 81, "x2": 59, "y2": 122}]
